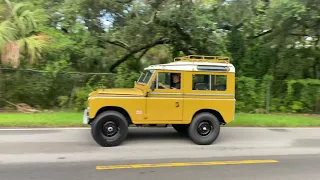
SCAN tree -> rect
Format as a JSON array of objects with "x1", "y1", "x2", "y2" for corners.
[{"x1": 0, "y1": 0, "x2": 50, "y2": 68}]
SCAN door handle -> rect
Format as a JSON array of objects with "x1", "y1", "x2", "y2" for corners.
[{"x1": 175, "y1": 102, "x2": 180, "y2": 107}]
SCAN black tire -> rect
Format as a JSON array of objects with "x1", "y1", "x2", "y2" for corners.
[
  {"x1": 172, "y1": 124, "x2": 189, "y2": 134},
  {"x1": 91, "y1": 111, "x2": 129, "y2": 147},
  {"x1": 188, "y1": 112, "x2": 220, "y2": 145}
]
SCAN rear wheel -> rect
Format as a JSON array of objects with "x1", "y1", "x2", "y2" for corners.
[
  {"x1": 91, "y1": 111, "x2": 129, "y2": 147},
  {"x1": 188, "y1": 112, "x2": 220, "y2": 145},
  {"x1": 172, "y1": 124, "x2": 189, "y2": 134}
]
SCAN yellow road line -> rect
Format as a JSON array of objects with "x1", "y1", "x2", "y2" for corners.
[{"x1": 96, "y1": 159, "x2": 278, "y2": 170}]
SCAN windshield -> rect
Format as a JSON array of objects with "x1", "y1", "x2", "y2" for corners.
[{"x1": 137, "y1": 70, "x2": 154, "y2": 85}]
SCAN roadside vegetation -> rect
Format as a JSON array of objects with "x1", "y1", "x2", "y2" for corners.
[{"x1": 0, "y1": 0, "x2": 319, "y2": 127}]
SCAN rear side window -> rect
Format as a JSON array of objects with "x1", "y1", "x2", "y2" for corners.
[{"x1": 192, "y1": 74, "x2": 227, "y2": 91}]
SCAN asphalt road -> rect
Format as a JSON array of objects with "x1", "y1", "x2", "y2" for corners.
[
  {"x1": 1, "y1": 154, "x2": 320, "y2": 180},
  {"x1": 1, "y1": 127, "x2": 320, "y2": 180}
]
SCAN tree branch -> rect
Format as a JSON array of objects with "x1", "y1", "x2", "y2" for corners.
[
  {"x1": 136, "y1": 48, "x2": 150, "y2": 60},
  {"x1": 105, "y1": 40, "x2": 131, "y2": 51},
  {"x1": 109, "y1": 38, "x2": 170, "y2": 72},
  {"x1": 248, "y1": 29, "x2": 273, "y2": 39},
  {"x1": 115, "y1": 0, "x2": 133, "y2": 3}
]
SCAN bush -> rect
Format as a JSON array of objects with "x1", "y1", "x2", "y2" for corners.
[
  {"x1": 235, "y1": 76, "x2": 320, "y2": 113},
  {"x1": 285, "y1": 79, "x2": 320, "y2": 113},
  {"x1": 1, "y1": 69, "x2": 319, "y2": 114}
]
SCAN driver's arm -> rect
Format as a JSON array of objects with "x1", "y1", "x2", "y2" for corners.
[{"x1": 158, "y1": 82, "x2": 170, "y2": 89}]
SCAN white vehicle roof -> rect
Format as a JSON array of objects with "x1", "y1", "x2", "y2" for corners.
[{"x1": 144, "y1": 55, "x2": 235, "y2": 73}]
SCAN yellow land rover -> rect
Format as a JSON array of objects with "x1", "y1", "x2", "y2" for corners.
[{"x1": 83, "y1": 55, "x2": 236, "y2": 147}]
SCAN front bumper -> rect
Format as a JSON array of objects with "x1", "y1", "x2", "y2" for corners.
[{"x1": 83, "y1": 108, "x2": 89, "y2": 124}]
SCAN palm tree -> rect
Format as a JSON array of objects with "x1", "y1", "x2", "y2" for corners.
[{"x1": 0, "y1": 0, "x2": 50, "y2": 68}]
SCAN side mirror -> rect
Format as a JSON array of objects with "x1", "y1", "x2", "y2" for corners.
[{"x1": 151, "y1": 81, "x2": 156, "y2": 91}]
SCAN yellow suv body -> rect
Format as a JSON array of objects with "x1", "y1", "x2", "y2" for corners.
[{"x1": 83, "y1": 55, "x2": 236, "y2": 147}]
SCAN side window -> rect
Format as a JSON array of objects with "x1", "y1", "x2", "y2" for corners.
[
  {"x1": 211, "y1": 75, "x2": 227, "y2": 91},
  {"x1": 192, "y1": 74, "x2": 210, "y2": 90},
  {"x1": 155, "y1": 72, "x2": 181, "y2": 90},
  {"x1": 156, "y1": 72, "x2": 170, "y2": 88},
  {"x1": 192, "y1": 74, "x2": 227, "y2": 91}
]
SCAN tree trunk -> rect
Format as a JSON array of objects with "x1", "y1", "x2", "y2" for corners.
[
  {"x1": 0, "y1": 68, "x2": 5, "y2": 108},
  {"x1": 1, "y1": 41, "x2": 20, "y2": 68}
]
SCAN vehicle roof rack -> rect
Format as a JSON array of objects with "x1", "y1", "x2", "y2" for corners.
[{"x1": 173, "y1": 55, "x2": 230, "y2": 63}]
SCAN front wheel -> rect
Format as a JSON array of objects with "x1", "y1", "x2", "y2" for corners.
[
  {"x1": 188, "y1": 112, "x2": 220, "y2": 145},
  {"x1": 91, "y1": 111, "x2": 129, "y2": 147}
]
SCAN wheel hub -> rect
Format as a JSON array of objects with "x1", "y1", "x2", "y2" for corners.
[
  {"x1": 197, "y1": 121, "x2": 212, "y2": 136},
  {"x1": 102, "y1": 121, "x2": 118, "y2": 137},
  {"x1": 107, "y1": 127, "x2": 113, "y2": 132}
]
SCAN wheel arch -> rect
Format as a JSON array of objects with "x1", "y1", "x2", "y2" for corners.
[
  {"x1": 89, "y1": 106, "x2": 132, "y2": 125},
  {"x1": 192, "y1": 109, "x2": 225, "y2": 125}
]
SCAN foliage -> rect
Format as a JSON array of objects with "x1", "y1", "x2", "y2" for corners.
[
  {"x1": 0, "y1": 0, "x2": 50, "y2": 67},
  {"x1": 285, "y1": 79, "x2": 320, "y2": 113},
  {"x1": 114, "y1": 62, "x2": 140, "y2": 88},
  {"x1": 235, "y1": 76, "x2": 320, "y2": 113},
  {"x1": 0, "y1": 0, "x2": 319, "y2": 113},
  {"x1": 235, "y1": 76, "x2": 259, "y2": 112},
  {"x1": 73, "y1": 87, "x2": 90, "y2": 111}
]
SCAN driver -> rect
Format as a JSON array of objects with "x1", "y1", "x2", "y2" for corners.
[
  {"x1": 158, "y1": 73, "x2": 181, "y2": 89},
  {"x1": 171, "y1": 73, "x2": 181, "y2": 89}
]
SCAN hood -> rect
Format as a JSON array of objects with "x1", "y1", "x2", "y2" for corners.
[{"x1": 95, "y1": 88, "x2": 144, "y2": 96}]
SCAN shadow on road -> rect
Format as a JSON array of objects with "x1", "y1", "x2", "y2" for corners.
[
  {"x1": 127, "y1": 131, "x2": 188, "y2": 140},
  {"x1": 124, "y1": 127, "x2": 191, "y2": 144},
  {"x1": 119, "y1": 128, "x2": 196, "y2": 144},
  {"x1": 119, "y1": 127, "x2": 232, "y2": 146}
]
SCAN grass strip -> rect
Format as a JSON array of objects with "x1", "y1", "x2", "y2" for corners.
[{"x1": 0, "y1": 112, "x2": 319, "y2": 128}]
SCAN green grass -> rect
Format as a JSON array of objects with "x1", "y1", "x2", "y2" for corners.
[
  {"x1": 0, "y1": 112, "x2": 319, "y2": 128},
  {"x1": 226, "y1": 113, "x2": 320, "y2": 127},
  {"x1": 0, "y1": 112, "x2": 84, "y2": 127}
]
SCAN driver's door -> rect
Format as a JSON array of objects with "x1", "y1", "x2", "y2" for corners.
[{"x1": 146, "y1": 71, "x2": 183, "y2": 122}]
